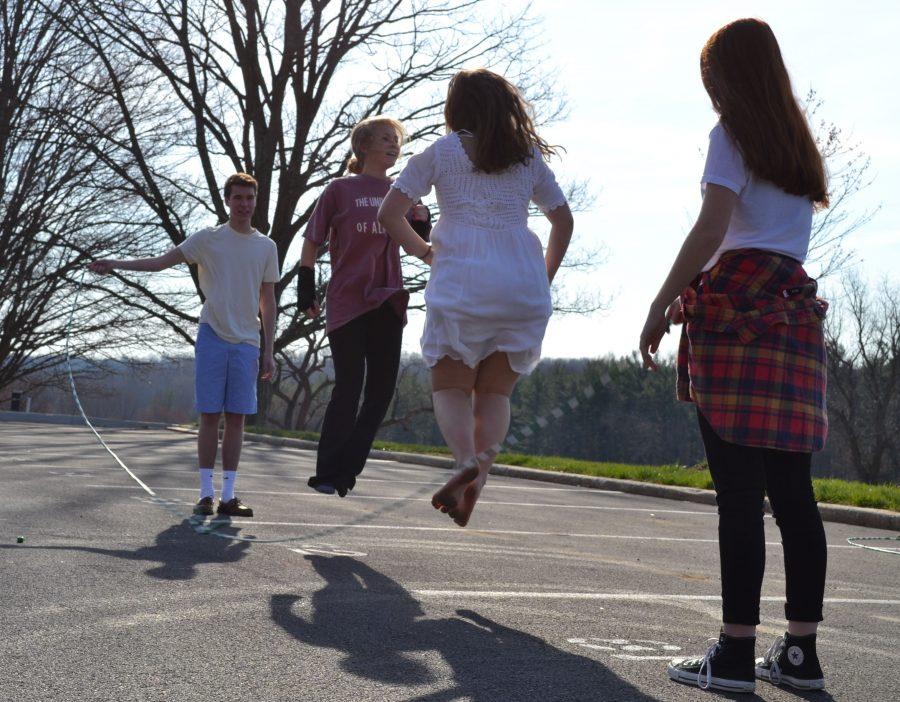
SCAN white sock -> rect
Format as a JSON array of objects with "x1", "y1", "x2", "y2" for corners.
[
  {"x1": 221, "y1": 470, "x2": 237, "y2": 502},
  {"x1": 199, "y1": 468, "x2": 215, "y2": 499}
]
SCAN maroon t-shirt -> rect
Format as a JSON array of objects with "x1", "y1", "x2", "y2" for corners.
[{"x1": 304, "y1": 174, "x2": 410, "y2": 334}]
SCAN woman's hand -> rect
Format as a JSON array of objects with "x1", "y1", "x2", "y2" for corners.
[
  {"x1": 666, "y1": 296, "x2": 684, "y2": 325},
  {"x1": 303, "y1": 301, "x2": 321, "y2": 319},
  {"x1": 639, "y1": 302, "x2": 669, "y2": 372},
  {"x1": 378, "y1": 189, "x2": 432, "y2": 257},
  {"x1": 89, "y1": 260, "x2": 116, "y2": 274}
]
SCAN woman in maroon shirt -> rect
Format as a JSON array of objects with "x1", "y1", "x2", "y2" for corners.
[{"x1": 298, "y1": 117, "x2": 430, "y2": 496}]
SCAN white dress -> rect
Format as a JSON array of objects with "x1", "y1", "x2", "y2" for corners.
[{"x1": 392, "y1": 132, "x2": 568, "y2": 374}]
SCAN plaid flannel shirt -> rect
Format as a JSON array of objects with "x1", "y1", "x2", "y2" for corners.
[{"x1": 677, "y1": 249, "x2": 828, "y2": 452}]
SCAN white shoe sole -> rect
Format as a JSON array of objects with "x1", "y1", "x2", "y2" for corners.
[
  {"x1": 756, "y1": 667, "x2": 825, "y2": 690},
  {"x1": 668, "y1": 665, "x2": 756, "y2": 693}
]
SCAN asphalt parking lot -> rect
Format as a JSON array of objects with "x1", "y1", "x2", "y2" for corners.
[{"x1": 3, "y1": 421, "x2": 898, "y2": 701}]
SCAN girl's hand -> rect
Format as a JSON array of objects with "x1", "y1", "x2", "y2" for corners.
[
  {"x1": 666, "y1": 296, "x2": 685, "y2": 325},
  {"x1": 303, "y1": 301, "x2": 321, "y2": 319},
  {"x1": 639, "y1": 303, "x2": 669, "y2": 372},
  {"x1": 89, "y1": 260, "x2": 115, "y2": 274}
]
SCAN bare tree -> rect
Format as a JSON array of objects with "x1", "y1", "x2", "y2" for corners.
[
  {"x1": 0, "y1": 0, "x2": 157, "y2": 399},
  {"x1": 269, "y1": 332, "x2": 332, "y2": 430},
  {"x1": 380, "y1": 355, "x2": 433, "y2": 430},
  {"x1": 45, "y1": 0, "x2": 598, "y2": 426},
  {"x1": 824, "y1": 273, "x2": 900, "y2": 484},
  {"x1": 806, "y1": 92, "x2": 879, "y2": 278}
]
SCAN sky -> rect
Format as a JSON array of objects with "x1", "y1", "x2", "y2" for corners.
[{"x1": 400, "y1": 0, "x2": 900, "y2": 360}]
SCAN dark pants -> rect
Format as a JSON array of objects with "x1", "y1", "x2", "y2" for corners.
[
  {"x1": 697, "y1": 409, "x2": 827, "y2": 625},
  {"x1": 312, "y1": 302, "x2": 403, "y2": 492}
]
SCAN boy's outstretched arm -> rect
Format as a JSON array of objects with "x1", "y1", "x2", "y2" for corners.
[
  {"x1": 259, "y1": 282, "x2": 277, "y2": 381},
  {"x1": 89, "y1": 248, "x2": 187, "y2": 274}
]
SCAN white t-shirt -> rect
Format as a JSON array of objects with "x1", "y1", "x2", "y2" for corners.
[
  {"x1": 701, "y1": 122, "x2": 813, "y2": 271},
  {"x1": 178, "y1": 223, "x2": 280, "y2": 346}
]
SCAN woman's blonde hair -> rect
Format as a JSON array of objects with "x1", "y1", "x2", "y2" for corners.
[{"x1": 346, "y1": 116, "x2": 406, "y2": 174}]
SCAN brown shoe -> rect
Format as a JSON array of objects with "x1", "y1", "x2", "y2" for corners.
[
  {"x1": 217, "y1": 497, "x2": 254, "y2": 518},
  {"x1": 193, "y1": 496, "x2": 214, "y2": 516}
]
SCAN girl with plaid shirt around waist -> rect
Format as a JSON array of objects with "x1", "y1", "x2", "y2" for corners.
[{"x1": 640, "y1": 18, "x2": 830, "y2": 696}]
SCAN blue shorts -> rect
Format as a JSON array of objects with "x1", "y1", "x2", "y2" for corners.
[{"x1": 194, "y1": 323, "x2": 259, "y2": 415}]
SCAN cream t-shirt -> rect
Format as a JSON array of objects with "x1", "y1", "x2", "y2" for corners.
[{"x1": 178, "y1": 223, "x2": 280, "y2": 346}]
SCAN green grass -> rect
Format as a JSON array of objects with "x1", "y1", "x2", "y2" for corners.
[
  {"x1": 490, "y1": 453, "x2": 716, "y2": 490},
  {"x1": 243, "y1": 425, "x2": 899, "y2": 512},
  {"x1": 812, "y1": 478, "x2": 900, "y2": 512},
  {"x1": 244, "y1": 425, "x2": 320, "y2": 442}
]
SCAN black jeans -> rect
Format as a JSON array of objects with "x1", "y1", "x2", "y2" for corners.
[
  {"x1": 312, "y1": 302, "x2": 403, "y2": 492},
  {"x1": 697, "y1": 409, "x2": 827, "y2": 625}
]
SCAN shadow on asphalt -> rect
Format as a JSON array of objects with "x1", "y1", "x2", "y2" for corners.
[
  {"x1": 696, "y1": 680, "x2": 835, "y2": 702},
  {"x1": 1, "y1": 518, "x2": 249, "y2": 580},
  {"x1": 701, "y1": 686, "x2": 836, "y2": 702},
  {"x1": 270, "y1": 555, "x2": 663, "y2": 701}
]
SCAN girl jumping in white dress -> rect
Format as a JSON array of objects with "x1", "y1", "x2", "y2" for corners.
[{"x1": 378, "y1": 68, "x2": 574, "y2": 527}]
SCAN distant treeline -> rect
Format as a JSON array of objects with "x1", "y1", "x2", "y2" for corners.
[
  {"x1": 380, "y1": 355, "x2": 706, "y2": 467},
  {"x1": 12, "y1": 351, "x2": 894, "y2": 484}
]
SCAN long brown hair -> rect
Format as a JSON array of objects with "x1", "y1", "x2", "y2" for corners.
[
  {"x1": 701, "y1": 18, "x2": 828, "y2": 207},
  {"x1": 346, "y1": 116, "x2": 406, "y2": 174},
  {"x1": 444, "y1": 69, "x2": 558, "y2": 173}
]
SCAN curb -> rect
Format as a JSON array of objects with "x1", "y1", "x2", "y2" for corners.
[
  {"x1": 0, "y1": 410, "x2": 174, "y2": 430},
  {"x1": 3, "y1": 413, "x2": 897, "y2": 532}
]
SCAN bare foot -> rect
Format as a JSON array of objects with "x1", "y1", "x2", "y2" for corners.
[
  {"x1": 448, "y1": 472, "x2": 487, "y2": 527},
  {"x1": 432, "y1": 460, "x2": 480, "y2": 513}
]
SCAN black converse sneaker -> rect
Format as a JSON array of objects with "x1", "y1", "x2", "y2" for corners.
[
  {"x1": 756, "y1": 633, "x2": 825, "y2": 690},
  {"x1": 667, "y1": 632, "x2": 756, "y2": 693}
]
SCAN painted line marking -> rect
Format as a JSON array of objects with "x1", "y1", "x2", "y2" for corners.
[
  {"x1": 289, "y1": 546, "x2": 368, "y2": 557},
  {"x1": 568, "y1": 636, "x2": 685, "y2": 660},
  {"x1": 113, "y1": 509, "x2": 857, "y2": 550},
  {"x1": 412, "y1": 591, "x2": 900, "y2": 605},
  {"x1": 578, "y1": 644, "x2": 616, "y2": 651},
  {"x1": 85, "y1": 484, "x2": 716, "y2": 515},
  {"x1": 71, "y1": 466, "x2": 593, "y2": 493}
]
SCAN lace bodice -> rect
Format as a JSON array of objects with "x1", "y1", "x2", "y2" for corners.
[{"x1": 392, "y1": 132, "x2": 567, "y2": 231}]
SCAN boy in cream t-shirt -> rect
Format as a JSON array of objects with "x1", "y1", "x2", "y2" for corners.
[{"x1": 90, "y1": 173, "x2": 279, "y2": 517}]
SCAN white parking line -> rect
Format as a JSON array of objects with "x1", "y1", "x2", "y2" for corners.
[
  {"x1": 241, "y1": 520, "x2": 856, "y2": 547},
  {"x1": 412, "y1": 591, "x2": 900, "y2": 605},
  {"x1": 119, "y1": 505, "x2": 859, "y2": 549},
  {"x1": 76, "y1": 466, "x2": 592, "y2": 493},
  {"x1": 87, "y1": 484, "x2": 715, "y2": 515}
]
